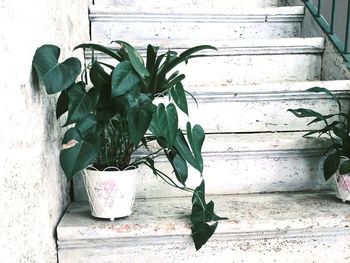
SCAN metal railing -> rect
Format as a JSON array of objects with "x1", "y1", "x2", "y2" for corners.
[{"x1": 304, "y1": 0, "x2": 350, "y2": 65}]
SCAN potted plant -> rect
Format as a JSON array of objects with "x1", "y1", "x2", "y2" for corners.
[
  {"x1": 32, "y1": 40, "x2": 225, "y2": 250},
  {"x1": 288, "y1": 87, "x2": 350, "y2": 202}
]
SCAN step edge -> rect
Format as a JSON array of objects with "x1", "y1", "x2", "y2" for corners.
[
  {"x1": 188, "y1": 80, "x2": 350, "y2": 93},
  {"x1": 89, "y1": 5, "x2": 304, "y2": 16},
  {"x1": 57, "y1": 226, "x2": 350, "y2": 248},
  {"x1": 84, "y1": 38, "x2": 325, "y2": 57}
]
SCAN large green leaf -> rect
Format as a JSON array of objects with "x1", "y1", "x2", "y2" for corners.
[
  {"x1": 60, "y1": 129, "x2": 101, "y2": 181},
  {"x1": 170, "y1": 82, "x2": 188, "y2": 115},
  {"x1": 191, "y1": 180, "x2": 226, "y2": 250},
  {"x1": 192, "y1": 222, "x2": 218, "y2": 251},
  {"x1": 56, "y1": 90, "x2": 69, "y2": 119},
  {"x1": 150, "y1": 103, "x2": 179, "y2": 147},
  {"x1": 323, "y1": 152, "x2": 340, "y2": 180},
  {"x1": 186, "y1": 123, "x2": 205, "y2": 173},
  {"x1": 62, "y1": 128, "x2": 81, "y2": 144},
  {"x1": 111, "y1": 61, "x2": 141, "y2": 98},
  {"x1": 65, "y1": 83, "x2": 100, "y2": 125},
  {"x1": 75, "y1": 115, "x2": 98, "y2": 137},
  {"x1": 127, "y1": 97, "x2": 154, "y2": 146},
  {"x1": 115, "y1": 40, "x2": 150, "y2": 79},
  {"x1": 33, "y1": 45, "x2": 81, "y2": 94},
  {"x1": 146, "y1": 44, "x2": 158, "y2": 74},
  {"x1": 174, "y1": 130, "x2": 199, "y2": 170},
  {"x1": 166, "y1": 150, "x2": 188, "y2": 186},
  {"x1": 90, "y1": 61, "x2": 111, "y2": 93}
]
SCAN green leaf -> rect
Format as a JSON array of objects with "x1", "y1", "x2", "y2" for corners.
[
  {"x1": 146, "y1": 44, "x2": 158, "y2": 74},
  {"x1": 342, "y1": 136, "x2": 350, "y2": 157},
  {"x1": 127, "y1": 98, "x2": 154, "y2": 146},
  {"x1": 186, "y1": 123, "x2": 205, "y2": 173},
  {"x1": 192, "y1": 222, "x2": 217, "y2": 251},
  {"x1": 166, "y1": 45, "x2": 217, "y2": 72},
  {"x1": 74, "y1": 43, "x2": 123, "y2": 61},
  {"x1": 166, "y1": 151, "x2": 188, "y2": 186},
  {"x1": 115, "y1": 40, "x2": 150, "y2": 79},
  {"x1": 174, "y1": 130, "x2": 198, "y2": 170},
  {"x1": 333, "y1": 126, "x2": 347, "y2": 139},
  {"x1": 90, "y1": 61, "x2": 111, "y2": 94},
  {"x1": 65, "y1": 83, "x2": 100, "y2": 125},
  {"x1": 33, "y1": 45, "x2": 81, "y2": 94},
  {"x1": 56, "y1": 90, "x2": 69, "y2": 119},
  {"x1": 191, "y1": 180, "x2": 206, "y2": 225},
  {"x1": 170, "y1": 82, "x2": 188, "y2": 115},
  {"x1": 302, "y1": 130, "x2": 322, "y2": 137},
  {"x1": 60, "y1": 129, "x2": 101, "y2": 181},
  {"x1": 162, "y1": 74, "x2": 185, "y2": 91},
  {"x1": 306, "y1": 87, "x2": 341, "y2": 111},
  {"x1": 307, "y1": 113, "x2": 338, "y2": 126},
  {"x1": 190, "y1": 180, "x2": 226, "y2": 250},
  {"x1": 62, "y1": 128, "x2": 81, "y2": 144},
  {"x1": 150, "y1": 103, "x2": 179, "y2": 147},
  {"x1": 205, "y1": 201, "x2": 227, "y2": 222},
  {"x1": 75, "y1": 115, "x2": 98, "y2": 137},
  {"x1": 111, "y1": 61, "x2": 141, "y2": 98},
  {"x1": 287, "y1": 108, "x2": 324, "y2": 119},
  {"x1": 323, "y1": 152, "x2": 340, "y2": 181},
  {"x1": 339, "y1": 160, "x2": 350, "y2": 175}
]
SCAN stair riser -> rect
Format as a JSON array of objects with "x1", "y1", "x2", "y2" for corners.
[
  {"x1": 91, "y1": 19, "x2": 301, "y2": 44},
  {"x1": 93, "y1": 0, "x2": 288, "y2": 10},
  {"x1": 176, "y1": 94, "x2": 349, "y2": 133},
  {"x1": 92, "y1": 53, "x2": 322, "y2": 86},
  {"x1": 58, "y1": 234, "x2": 350, "y2": 263},
  {"x1": 73, "y1": 150, "x2": 330, "y2": 200}
]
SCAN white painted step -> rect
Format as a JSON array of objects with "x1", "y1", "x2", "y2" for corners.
[
  {"x1": 73, "y1": 132, "x2": 332, "y2": 201},
  {"x1": 177, "y1": 80, "x2": 350, "y2": 133},
  {"x1": 94, "y1": 0, "x2": 288, "y2": 10},
  {"x1": 58, "y1": 192, "x2": 350, "y2": 262},
  {"x1": 90, "y1": 6, "x2": 303, "y2": 43},
  {"x1": 86, "y1": 38, "x2": 324, "y2": 86}
]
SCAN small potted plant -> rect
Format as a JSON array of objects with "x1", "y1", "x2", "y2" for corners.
[
  {"x1": 288, "y1": 87, "x2": 350, "y2": 202},
  {"x1": 32, "y1": 41, "x2": 225, "y2": 250}
]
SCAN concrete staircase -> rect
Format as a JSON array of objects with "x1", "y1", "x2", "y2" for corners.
[{"x1": 58, "y1": 0, "x2": 350, "y2": 261}]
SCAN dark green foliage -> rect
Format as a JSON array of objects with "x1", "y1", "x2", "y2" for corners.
[
  {"x1": 33, "y1": 45, "x2": 81, "y2": 94},
  {"x1": 288, "y1": 88, "x2": 350, "y2": 180},
  {"x1": 32, "y1": 41, "x2": 224, "y2": 250}
]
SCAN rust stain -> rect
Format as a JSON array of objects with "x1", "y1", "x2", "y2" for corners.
[
  {"x1": 102, "y1": 224, "x2": 142, "y2": 233},
  {"x1": 164, "y1": 223, "x2": 176, "y2": 232},
  {"x1": 227, "y1": 219, "x2": 239, "y2": 224},
  {"x1": 345, "y1": 213, "x2": 350, "y2": 223}
]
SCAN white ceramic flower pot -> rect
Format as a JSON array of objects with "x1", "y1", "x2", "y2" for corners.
[
  {"x1": 82, "y1": 167, "x2": 137, "y2": 221},
  {"x1": 334, "y1": 157, "x2": 350, "y2": 202}
]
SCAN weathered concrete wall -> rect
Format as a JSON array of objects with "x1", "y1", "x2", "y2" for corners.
[{"x1": 0, "y1": 1, "x2": 89, "y2": 262}]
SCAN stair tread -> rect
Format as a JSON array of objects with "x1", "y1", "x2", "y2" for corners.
[
  {"x1": 58, "y1": 191, "x2": 350, "y2": 243},
  {"x1": 90, "y1": 5, "x2": 303, "y2": 16},
  {"x1": 140, "y1": 132, "x2": 329, "y2": 155},
  {"x1": 88, "y1": 37, "x2": 324, "y2": 51},
  {"x1": 188, "y1": 79, "x2": 350, "y2": 94},
  {"x1": 93, "y1": 0, "x2": 288, "y2": 11}
]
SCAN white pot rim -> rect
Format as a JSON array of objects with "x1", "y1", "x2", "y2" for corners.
[{"x1": 86, "y1": 165, "x2": 137, "y2": 172}]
